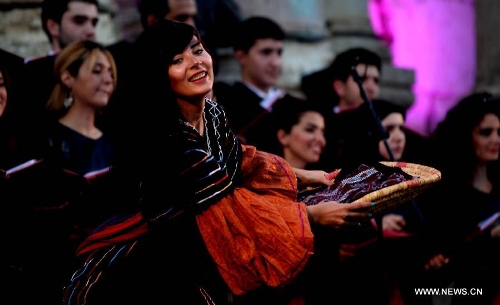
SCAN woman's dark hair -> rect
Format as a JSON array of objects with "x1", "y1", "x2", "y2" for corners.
[
  {"x1": 272, "y1": 98, "x2": 319, "y2": 134},
  {"x1": 115, "y1": 19, "x2": 206, "y2": 186},
  {"x1": 109, "y1": 19, "x2": 207, "y2": 209},
  {"x1": 433, "y1": 91, "x2": 500, "y2": 183},
  {"x1": 264, "y1": 98, "x2": 322, "y2": 156},
  {"x1": 372, "y1": 99, "x2": 406, "y2": 121},
  {"x1": 0, "y1": 65, "x2": 13, "y2": 118},
  {"x1": 123, "y1": 19, "x2": 203, "y2": 135},
  {"x1": 0, "y1": 65, "x2": 22, "y2": 168}
]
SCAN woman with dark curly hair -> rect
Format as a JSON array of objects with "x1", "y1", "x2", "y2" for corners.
[{"x1": 421, "y1": 92, "x2": 500, "y2": 305}]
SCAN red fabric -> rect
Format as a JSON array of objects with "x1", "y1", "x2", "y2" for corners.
[
  {"x1": 196, "y1": 146, "x2": 314, "y2": 295},
  {"x1": 76, "y1": 212, "x2": 148, "y2": 255}
]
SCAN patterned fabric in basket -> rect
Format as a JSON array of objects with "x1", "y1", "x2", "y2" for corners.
[{"x1": 299, "y1": 163, "x2": 414, "y2": 205}]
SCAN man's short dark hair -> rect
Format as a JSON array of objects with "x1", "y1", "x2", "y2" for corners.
[
  {"x1": 137, "y1": 0, "x2": 170, "y2": 29},
  {"x1": 328, "y1": 47, "x2": 382, "y2": 82},
  {"x1": 301, "y1": 47, "x2": 382, "y2": 112},
  {"x1": 41, "y1": 0, "x2": 99, "y2": 43},
  {"x1": 232, "y1": 16, "x2": 285, "y2": 52}
]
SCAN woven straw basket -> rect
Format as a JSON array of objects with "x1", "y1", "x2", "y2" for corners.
[{"x1": 353, "y1": 161, "x2": 441, "y2": 216}]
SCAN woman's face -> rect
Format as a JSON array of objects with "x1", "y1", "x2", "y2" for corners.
[
  {"x1": 472, "y1": 113, "x2": 500, "y2": 163},
  {"x1": 0, "y1": 70, "x2": 7, "y2": 117},
  {"x1": 379, "y1": 112, "x2": 406, "y2": 161},
  {"x1": 279, "y1": 111, "x2": 326, "y2": 168},
  {"x1": 168, "y1": 36, "x2": 214, "y2": 101},
  {"x1": 69, "y1": 51, "x2": 115, "y2": 109}
]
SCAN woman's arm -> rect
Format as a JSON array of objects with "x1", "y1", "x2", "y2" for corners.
[
  {"x1": 306, "y1": 200, "x2": 373, "y2": 230},
  {"x1": 293, "y1": 168, "x2": 338, "y2": 188}
]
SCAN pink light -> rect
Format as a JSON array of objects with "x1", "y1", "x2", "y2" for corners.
[{"x1": 368, "y1": 0, "x2": 476, "y2": 136}]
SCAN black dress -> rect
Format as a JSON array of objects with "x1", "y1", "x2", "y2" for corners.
[
  {"x1": 420, "y1": 181, "x2": 500, "y2": 305},
  {"x1": 20, "y1": 122, "x2": 119, "y2": 305}
]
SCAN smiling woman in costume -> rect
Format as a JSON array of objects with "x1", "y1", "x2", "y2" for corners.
[{"x1": 61, "y1": 19, "x2": 373, "y2": 305}]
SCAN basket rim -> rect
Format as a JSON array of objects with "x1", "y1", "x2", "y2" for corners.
[
  {"x1": 352, "y1": 161, "x2": 441, "y2": 214},
  {"x1": 378, "y1": 161, "x2": 441, "y2": 183}
]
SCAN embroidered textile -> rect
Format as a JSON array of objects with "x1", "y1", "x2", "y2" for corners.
[{"x1": 299, "y1": 163, "x2": 412, "y2": 205}]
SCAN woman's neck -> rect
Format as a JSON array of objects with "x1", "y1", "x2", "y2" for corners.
[
  {"x1": 178, "y1": 97, "x2": 205, "y2": 135},
  {"x1": 59, "y1": 106, "x2": 101, "y2": 139},
  {"x1": 283, "y1": 150, "x2": 307, "y2": 169},
  {"x1": 471, "y1": 162, "x2": 493, "y2": 193}
]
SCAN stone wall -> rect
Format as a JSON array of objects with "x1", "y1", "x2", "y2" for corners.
[{"x1": 0, "y1": 0, "x2": 123, "y2": 58}]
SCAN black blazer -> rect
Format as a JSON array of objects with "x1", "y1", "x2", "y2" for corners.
[
  {"x1": 17, "y1": 54, "x2": 58, "y2": 157},
  {"x1": 213, "y1": 80, "x2": 305, "y2": 153}
]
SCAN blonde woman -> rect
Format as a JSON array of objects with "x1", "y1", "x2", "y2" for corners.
[
  {"x1": 44, "y1": 39, "x2": 117, "y2": 174},
  {"x1": 28, "y1": 40, "x2": 119, "y2": 304}
]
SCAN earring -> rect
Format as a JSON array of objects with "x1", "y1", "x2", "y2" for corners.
[{"x1": 64, "y1": 92, "x2": 73, "y2": 108}]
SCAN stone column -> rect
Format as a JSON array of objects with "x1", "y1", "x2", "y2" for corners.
[{"x1": 475, "y1": 0, "x2": 500, "y2": 95}]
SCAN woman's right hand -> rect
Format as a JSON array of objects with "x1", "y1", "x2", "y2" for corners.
[
  {"x1": 382, "y1": 213, "x2": 406, "y2": 231},
  {"x1": 306, "y1": 201, "x2": 373, "y2": 230},
  {"x1": 424, "y1": 253, "x2": 450, "y2": 271}
]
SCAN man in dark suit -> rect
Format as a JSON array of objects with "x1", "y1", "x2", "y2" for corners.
[
  {"x1": 213, "y1": 16, "x2": 307, "y2": 153},
  {"x1": 300, "y1": 47, "x2": 388, "y2": 171},
  {"x1": 17, "y1": 0, "x2": 99, "y2": 157}
]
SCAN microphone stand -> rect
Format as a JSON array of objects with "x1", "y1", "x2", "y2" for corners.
[
  {"x1": 351, "y1": 67, "x2": 437, "y2": 304},
  {"x1": 350, "y1": 67, "x2": 395, "y2": 161},
  {"x1": 350, "y1": 66, "x2": 395, "y2": 300},
  {"x1": 350, "y1": 66, "x2": 391, "y2": 238},
  {"x1": 351, "y1": 66, "x2": 425, "y2": 261}
]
